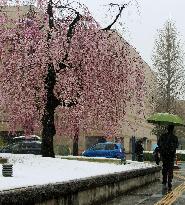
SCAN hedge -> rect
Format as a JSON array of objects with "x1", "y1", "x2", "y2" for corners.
[
  {"x1": 0, "y1": 157, "x2": 8, "y2": 164},
  {"x1": 143, "y1": 151, "x2": 185, "y2": 162}
]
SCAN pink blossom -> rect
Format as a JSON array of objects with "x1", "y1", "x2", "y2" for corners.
[{"x1": 0, "y1": 4, "x2": 145, "y2": 140}]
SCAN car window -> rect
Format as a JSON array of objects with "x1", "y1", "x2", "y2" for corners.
[
  {"x1": 105, "y1": 144, "x2": 115, "y2": 150},
  {"x1": 19, "y1": 143, "x2": 27, "y2": 149},
  {"x1": 24, "y1": 143, "x2": 32, "y2": 148},
  {"x1": 114, "y1": 144, "x2": 119, "y2": 149},
  {"x1": 20, "y1": 142, "x2": 41, "y2": 149},
  {"x1": 12, "y1": 144, "x2": 20, "y2": 150},
  {"x1": 93, "y1": 144, "x2": 105, "y2": 150},
  {"x1": 29, "y1": 143, "x2": 41, "y2": 148}
]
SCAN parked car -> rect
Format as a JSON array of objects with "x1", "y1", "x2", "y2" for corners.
[
  {"x1": 82, "y1": 142, "x2": 125, "y2": 159},
  {"x1": 13, "y1": 135, "x2": 41, "y2": 143},
  {"x1": 0, "y1": 141, "x2": 41, "y2": 155}
]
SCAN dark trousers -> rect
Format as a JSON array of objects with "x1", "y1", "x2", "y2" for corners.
[
  {"x1": 162, "y1": 159, "x2": 174, "y2": 188},
  {"x1": 136, "y1": 154, "x2": 144, "y2": 162},
  {"x1": 154, "y1": 155, "x2": 160, "y2": 165}
]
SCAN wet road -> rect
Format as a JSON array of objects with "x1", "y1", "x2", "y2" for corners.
[{"x1": 103, "y1": 163, "x2": 185, "y2": 205}]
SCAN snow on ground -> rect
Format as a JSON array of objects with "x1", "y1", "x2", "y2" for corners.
[
  {"x1": 144, "y1": 150, "x2": 185, "y2": 154},
  {"x1": 0, "y1": 154, "x2": 154, "y2": 191},
  {"x1": 176, "y1": 150, "x2": 185, "y2": 154}
]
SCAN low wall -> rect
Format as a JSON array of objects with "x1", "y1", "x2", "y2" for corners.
[{"x1": 0, "y1": 166, "x2": 161, "y2": 205}]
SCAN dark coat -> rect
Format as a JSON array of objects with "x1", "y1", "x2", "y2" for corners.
[
  {"x1": 153, "y1": 146, "x2": 160, "y2": 165},
  {"x1": 157, "y1": 133, "x2": 178, "y2": 161},
  {"x1": 135, "y1": 141, "x2": 144, "y2": 155}
]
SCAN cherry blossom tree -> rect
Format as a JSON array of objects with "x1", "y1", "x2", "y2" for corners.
[{"x1": 0, "y1": 0, "x2": 145, "y2": 157}]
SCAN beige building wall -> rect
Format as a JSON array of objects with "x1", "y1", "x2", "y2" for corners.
[
  {"x1": 104, "y1": 31, "x2": 157, "y2": 153},
  {"x1": 80, "y1": 31, "x2": 157, "y2": 153},
  {"x1": 0, "y1": 5, "x2": 36, "y2": 19},
  {"x1": 121, "y1": 62, "x2": 157, "y2": 152}
]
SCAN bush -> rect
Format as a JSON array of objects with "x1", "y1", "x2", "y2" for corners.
[
  {"x1": 55, "y1": 144, "x2": 71, "y2": 156},
  {"x1": 143, "y1": 151, "x2": 185, "y2": 162},
  {"x1": 176, "y1": 153, "x2": 185, "y2": 161},
  {"x1": 0, "y1": 157, "x2": 8, "y2": 164},
  {"x1": 143, "y1": 152, "x2": 154, "y2": 162},
  {"x1": 0, "y1": 138, "x2": 7, "y2": 148}
]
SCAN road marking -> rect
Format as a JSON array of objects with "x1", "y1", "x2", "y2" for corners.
[
  {"x1": 174, "y1": 170, "x2": 185, "y2": 173},
  {"x1": 174, "y1": 173, "x2": 185, "y2": 180},
  {"x1": 154, "y1": 183, "x2": 185, "y2": 205},
  {"x1": 154, "y1": 172, "x2": 185, "y2": 205}
]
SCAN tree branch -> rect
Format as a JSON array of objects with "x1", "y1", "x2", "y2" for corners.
[
  {"x1": 67, "y1": 11, "x2": 81, "y2": 43},
  {"x1": 102, "y1": 2, "x2": 129, "y2": 31},
  {"x1": 57, "y1": 11, "x2": 81, "y2": 72},
  {"x1": 59, "y1": 99, "x2": 78, "y2": 107},
  {"x1": 56, "y1": 5, "x2": 79, "y2": 14}
]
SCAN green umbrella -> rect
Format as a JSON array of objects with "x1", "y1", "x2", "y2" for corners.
[{"x1": 147, "y1": 113, "x2": 185, "y2": 126}]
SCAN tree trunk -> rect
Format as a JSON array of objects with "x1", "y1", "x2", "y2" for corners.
[
  {"x1": 73, "y1": 128, "x2": 79, "y2": 156},
  {"x1": 41, "y1": 0, "x2": 58, "y2": 158},
  {"x1": 41, "y1": 63, "x2": 58, "y2": 157},
  {"x1": 41, "y1": 107, "x2": 55, "y2": 157}
]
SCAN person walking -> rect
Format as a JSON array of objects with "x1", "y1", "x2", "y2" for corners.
[
  {"x1": 153, "y1": 146, "x2": 160, "y2": 165},
  {"x1": 157, "y1": 125, "x2": 179, "y2": 192},
  {"x1": 135, "y1": 139, "x2": 144, "y2": 162}
]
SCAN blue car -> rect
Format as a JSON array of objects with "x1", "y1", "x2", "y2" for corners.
[{"x1": 82, "y1": 142, "x2": 125, "y2": 159}]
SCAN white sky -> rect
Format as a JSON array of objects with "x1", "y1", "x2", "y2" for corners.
[{"x1": 78, "y1": 0, "x2": 185, "y2": 68}]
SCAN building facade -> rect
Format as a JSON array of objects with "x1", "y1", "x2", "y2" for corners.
[{"x1": 73, "y1": 32, "x2": 157, "y2": 154}]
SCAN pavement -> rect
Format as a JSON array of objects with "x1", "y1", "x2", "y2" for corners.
[{"x1": 103, "y1": 162, "x2": 185, "y2": 205}]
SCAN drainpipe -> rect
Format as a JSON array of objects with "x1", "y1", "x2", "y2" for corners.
[{"x1": 131, "y1": 136, "x2": 136, "y2": 161}]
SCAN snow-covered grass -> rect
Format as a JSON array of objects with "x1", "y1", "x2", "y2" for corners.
[
  {"x1": 0, "y1": 154, "x2": 155, "y2": 191},
  {"x1": 60, "y1": 155, "x2": 127, "y2": 164},
  {"x1": 176, "y1": 150, "x2": 185, "y2": 154},
  {"x1": 144, "y1": 150, "x2": 185, "y2": 154},
  {"x1": 144, "y1": 151, "x2": 153, "y2": 154}
]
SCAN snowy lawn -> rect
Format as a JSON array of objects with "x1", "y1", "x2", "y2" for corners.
[
  {"x1": 176, "y1": 150, "x2": 185, "y2": 154},
  {"x1": 60, "y1": 155, "x2": 127, "y2": 164},
  {"x1": 0, "y1": 153, "x2": 155, "y2": 191},
  {"x1": 144, "y1": 150, "x2": 185, "y2": 154}
]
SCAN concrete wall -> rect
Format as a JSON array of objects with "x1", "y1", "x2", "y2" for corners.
[{"x1": 0, "y1": 166, "x2": 161, "y2": 205}]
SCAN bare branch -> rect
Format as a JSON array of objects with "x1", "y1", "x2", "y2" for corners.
[
  {"x1": 55, "y1": 0, "x2": 75, "y2": 8},
  {"x1": 57, "y1": 11, "x2": 81, "y2": 72},
  {"x1": 66, "y1": 11, "x2": 81, "y2": 43},
  {"x1": 102, "y1": 2, "x2": 130, "y2": 31},
  {"x1": 58, "y1": 99, "x2": 78, "y2": 108},
  {"x1": 56, "y1": 5, "x2": 79, "y2": 14},
  {"x1": 109, "y1": 3, "x2": 119, "y2": 6}
]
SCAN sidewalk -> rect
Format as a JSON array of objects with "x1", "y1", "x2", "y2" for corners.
[
  {"x1": 126, "y1": 153, "x2": 132, "y2": 160},
  {"x1": 103, "y1": 163, "x2": 185, "y2": 205}
]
